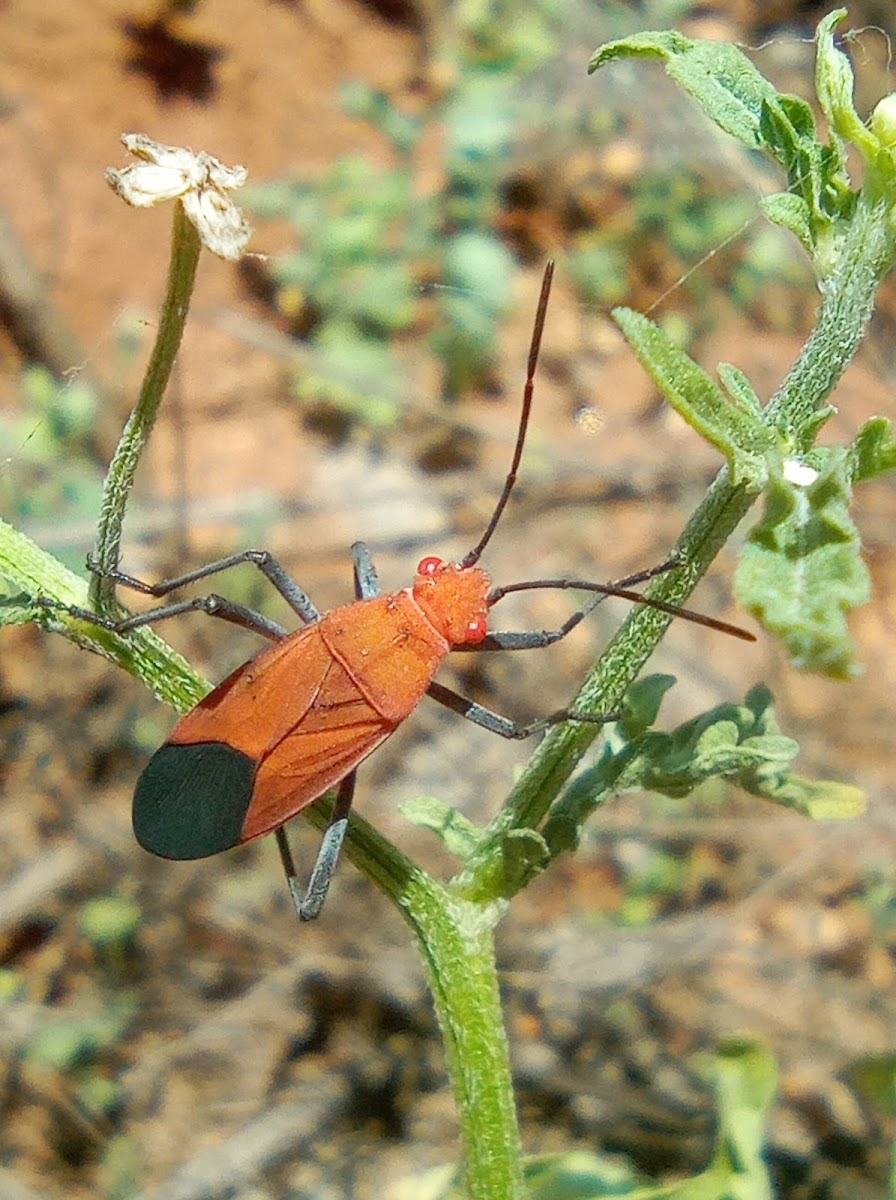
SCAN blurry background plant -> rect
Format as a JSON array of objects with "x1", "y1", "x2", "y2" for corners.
[
  {"x1": 240, "y1": 0, "x2": 811, "y2": 438},
  {"x1": 240, "y1": 22, "x2": 540, "y2": 420},
  {"x1": 0, "y1": 304, "x2": 158, "y2": 570},
  {"x1": 0, "y1": 367, "x2": 101, "y2": 563}
]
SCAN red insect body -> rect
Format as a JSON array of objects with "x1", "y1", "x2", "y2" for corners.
[{"x1": 163, "y1": 558, "x2": 491, "y2": 846}]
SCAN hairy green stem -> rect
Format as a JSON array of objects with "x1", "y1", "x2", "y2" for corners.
[
  {"x1": 90, "y1": 204, "x2": 201, "y2": 612},
  {"x1": 298, "y1": 810, "x2": 524, "y2": 1199},
  {"x1": 413, "y1": 894, "x2": 523, "y2": 1200},
  {"x1": 766, "y1": 194, "x2": 896, "y2": 437}
]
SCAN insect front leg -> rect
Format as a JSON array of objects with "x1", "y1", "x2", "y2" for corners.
[
  {"x1": 38, "y1": 592, "x2": 292, "y2": 643},
  {"x1": 38, "y1": 548, "x2": 327, "y2": 644},
  {"x1": 88, "y1": 548, "x2": 322, "y2": 624}
]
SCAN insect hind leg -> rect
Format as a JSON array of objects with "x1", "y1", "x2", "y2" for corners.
[
  {"x1": 426, "y1": 680, "x2": 619, "y2": 740},
  {"x1": 351, "y1": 542, "x2": 380, "y2": 600},
  {"x1": 269, "y1": 543, "x2": 378, "y2": 921},
  {"x1": 276, "y1": 773, "x2": 357, "y2": 921}
]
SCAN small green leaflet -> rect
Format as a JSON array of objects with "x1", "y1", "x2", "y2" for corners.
[
  {"x1": 735, "y1": 450, "x2": 870, "y2": 678},
  {"x1": 589, "y1": 18, "x2": 858, "y2": 272},
  {"x1": 589, "y1": 32, "x2": 778, "y2": 150},
  {"x1": 612, "y1": 310, "x2": 773, "y2": 485},
  {"x1": 550, "y1": 680, "x2": 863, "y2": 844}
]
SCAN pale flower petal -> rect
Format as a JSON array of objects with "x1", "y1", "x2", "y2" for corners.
[
  {"x1": 106, "y1": 133, "x2": 251, "y2": 261},
  {"x1": 120, "y1": 132, "x2": 191, "y2": 167},
  {"x1": 106, "y1": 162, "x2": 193, "y2": 206},
  {"x1": 181, "y1": 185, "x2": 251, "y2": 262},
  {"x1": 205, "y1": 159, "x2": 248, "y2": 191}
]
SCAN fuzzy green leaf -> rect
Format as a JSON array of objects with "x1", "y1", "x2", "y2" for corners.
[
  {"x1": 735, "y1": 451, "x2": 870, "y2": 677},
  {"x1": 764, "y1": 774, "x2": 865, "y2": 819},
  {"x1": 632, "y1": 685, "x2": 799, "y2": 801},
  {"x1": 499, "y1": 829, "x2": 550, "y2": 896},
  {"x1": 815, "y1": 9, "x2": 877, "y2": 160},
  {"x1": 758, "y1": 93, "x2": 854, "y2": 242},
  {"x1": 613, "y1": 309, "x2": 773, "y2": 483},
  {"x1": 589, "y1": 32, "x2": 777, "y2": 150},
  {"x1": 590, "y1": 24, "x2": 857, "y2": 274},
  {"x1": 848, "y1": 416, "x2": 896, "y2": 482},
  {"x1": 717, "y1": 363, "x2": 763, "y2": 418},
  {"x1": 618, "y1": 674, "x2": 677, "y2": 740},
  {"x1": 552, "y1": 683, "x2": 862, "y2": 842},
  {"x1": 401, "y1": 797, "x2": 483, "y2": 860},
  {"x1": 759, "y1": 193, "x2": 814, "y2": 255}
]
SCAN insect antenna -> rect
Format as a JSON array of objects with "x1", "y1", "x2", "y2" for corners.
[
  {"x1": 459, "y1": 260, "x2": 554, "y2": 569},
  {"x1": 488, "y1": 578, "x2": 756, "y2": 642},
  {"x1": 457, "y1": 262, "x2": 754, "y2": 645}
]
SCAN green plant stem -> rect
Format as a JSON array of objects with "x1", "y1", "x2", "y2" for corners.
[
  {"x1": 299, "y1": 810, "x2": 524, "y2": 1199},
  {"x1": 0, "y1": 518, "x2": 207, "y2": 711},
  {"x1": 766, "y1": 194, "x2": 896, "y2": 439},
  {"x1": 90, "y1": 204, "x2": 201, "y2": 612},
  {"x1": 411, "y1": 891, "x2": 523, "y2": 1200}
]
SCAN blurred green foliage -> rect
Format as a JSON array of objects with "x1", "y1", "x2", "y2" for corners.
[
  {"x1": 244, "y1": 0, "x2": 808, "y2": 433},
  {"x1": 0, "y1": 366, "x2": 103, "y2": 564},
  {"x1": 26, "y1": 1002, "x2": 134, "y2": 1120},
  {"x1": 242, "y1": 1, "x2": 576, "y2": 424}
]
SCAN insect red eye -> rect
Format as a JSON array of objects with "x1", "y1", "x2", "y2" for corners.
[
  {"x1": 417, "y1": 556, "x2": 444, "y2": 577},
  {"x1": 466, "y1": 617, "x2": 488, "y2": 643}
]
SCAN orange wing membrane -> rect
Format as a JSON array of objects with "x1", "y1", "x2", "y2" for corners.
[{"x1": 134, "y1": 591, "x2": 454, "y2": 859}]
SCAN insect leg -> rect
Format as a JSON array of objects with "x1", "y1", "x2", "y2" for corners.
[
  {"x1": 40, "y1": 549, "x2": 326, "y2": 642},
  {"x1": 39, "y1": 594, "x2": 290, "y2": 642},
  {"x1": 351, "y1": 541, "x2": 381, "y2": 599},
  {"x1": 89, "y1": 549, "x2": 322, "y2": 623},
  {"x1": 276, "y1": 773, "x2": 357, "y2": 921},
  {"x1": 454, "y1": 611, "x2": 590, "y2": 653},
  {"x1": 426, "y1": 680, "x2": 616, "y2": 740}
]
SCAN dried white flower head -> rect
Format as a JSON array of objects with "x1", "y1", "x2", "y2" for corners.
[{"x1": 106, "y1": 133, "x2": 251, "y2": 262}]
